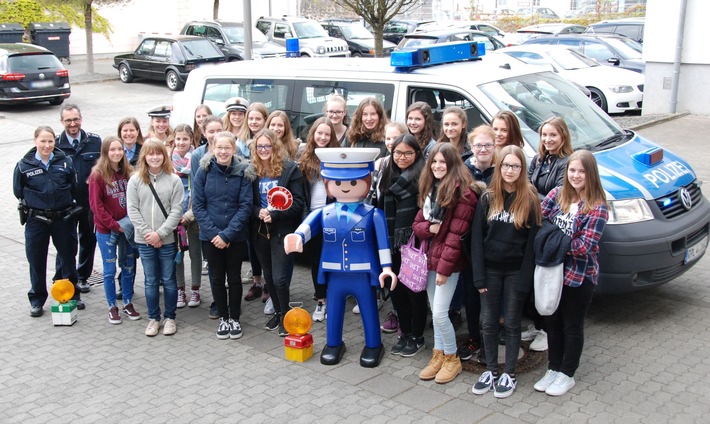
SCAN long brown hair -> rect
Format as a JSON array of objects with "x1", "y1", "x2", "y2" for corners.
[
  {"x1": 299, "y1": 117, "x2": 338, "y2": 182},
  {"x1": 92, "y1": 135, "x2": 133, "y2": 186},
  {"x1": 418, "y1": 142, "x2": 474, "y2": 209},
  {"x1": 266, "y1": 110, "x2": 298, "y2": 160},
  {"x1": 117, "y1": 117, "x2": 145, "y2": 146},
  {"x1": 192, "y1": 104, "x2": 212, "y2": 147},
  {"x1": 487, "y1": 145, "x2": 540, "y2": 229},
  {"x1": 238, "y1": 102, "x2": 269, "y2": 142},
  {"x1": 250, "y1": 129, "x2": 284, "y2": 179},
  {"x1": 136, "y1": 139, "x2": 174, "y2": 184},
  {"x1": 347, "y1": 97, "x2": 387, "y2": 146},
  {"x1": 558, "y1": 150, "x2": 607, "y2": 214},
  {"x1": 407, "y1": 101, "x2": 437, "y2": 150},
  {"x1": 492, "y1": 110, "x2": 524, "y2": 148},
  {"x1": 537, "y1": 116, "x2": 573, "y2": 159}
]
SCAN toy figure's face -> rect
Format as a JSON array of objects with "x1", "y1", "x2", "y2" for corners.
[{"x1": 326, "y1": 178, "x2": 369, "y2": 203}]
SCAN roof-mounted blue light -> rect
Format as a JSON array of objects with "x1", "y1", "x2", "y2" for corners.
[{"x1": 390, "y1": 41, "x2": 485, "y2": 72}]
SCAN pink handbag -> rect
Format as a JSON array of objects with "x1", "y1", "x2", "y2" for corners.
[{"x1": 397, "y1": 233, "x2": 428, "y2": 293}]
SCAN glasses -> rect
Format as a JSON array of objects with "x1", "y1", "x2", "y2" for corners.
[
  {"x1": 501, "y1": 163, "x2": 522, "y2": 171},
  {"x1": 214, "y1": 146, "x2": 232, "y2": 151},
  {"x1": 393, "y1": 150, "x2": 415, "y2": 158},
  {"x1": 327, "y1": 110, "x2": 345, "y2": 115},
  {"x1": 255, "y1": 145, "x2": 273, "y2": 151},
  {"x1": 472, "y1": 143, "x2": 494, "y2": 151},
  {"x1": 62, "y1": 118, "x2": 82, "y2": 124}
]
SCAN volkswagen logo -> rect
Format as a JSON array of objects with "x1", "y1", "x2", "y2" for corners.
[
  {"x1": 38, "y1": 73, "x2": 45, "y2": 79},
  {"x1": 679, "y1": 187, "x2": 692, "y2": 210}
]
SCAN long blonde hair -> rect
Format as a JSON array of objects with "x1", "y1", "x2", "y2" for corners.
[
  {"x1": 558, "y1": 149, "x2": 607, "y2": 214},
  {"x1": 486, "y1": 145, "x2": 540, "y2": 229},
  {"x1": 136, "y1": 139, "x2": 174, "y2": 184},
  {"x1": 238, "y1": 102, "x2": 269, "y2": 142},
  {"x1": 250, "y1": 129, "x2": 284, "y2": 179}
]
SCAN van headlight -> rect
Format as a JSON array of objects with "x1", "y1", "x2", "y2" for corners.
[
  {"x1": 609, "y1": 85, "x2": 634, "y2": 93},
  {"x1": 607, "y1": 199, "x2": 654, "y2": 224},
  {"x1": 317, "y1": 46, "x2": 325, "y2": 54}
]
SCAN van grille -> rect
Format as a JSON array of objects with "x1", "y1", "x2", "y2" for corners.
[{"x1": 655, "y1": 181, "x2": 703, "y2": 219}]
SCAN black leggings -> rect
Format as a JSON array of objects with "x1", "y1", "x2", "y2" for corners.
[{"x1": 389, "y1": 253, "x2": 428, "y2": 337}]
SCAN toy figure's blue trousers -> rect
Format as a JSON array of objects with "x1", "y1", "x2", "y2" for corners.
[{"x1": 324, "y1": 273, "x2": 381, "y2": 349}]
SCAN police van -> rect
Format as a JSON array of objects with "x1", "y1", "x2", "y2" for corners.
[{"x1": 172, "y1": 42, "x2": 710, "y2": 294}]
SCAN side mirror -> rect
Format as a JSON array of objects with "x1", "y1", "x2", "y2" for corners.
[
  {"x1": 214, "y1": 38, "x2": 225, "y2": 46},
  {"x1": 607, "y1": 57, "x2": 621, "y2": 66}
]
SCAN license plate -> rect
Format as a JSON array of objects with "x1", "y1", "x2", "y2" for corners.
[
  {"x1": 31, "y1": 80, "x2": 54, "y2": 89},
  {"x1": 684, "y1": 235, "x2": 708, "y2": 264}
]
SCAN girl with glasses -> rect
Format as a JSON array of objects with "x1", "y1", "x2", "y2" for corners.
[{"x1": 323, "y1": 94, "x2": 349, "y2": 145}]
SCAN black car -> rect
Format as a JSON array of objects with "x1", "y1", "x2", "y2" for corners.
[
  {"x1": 113, "y1": 35, "x2": 226, "y2": 91},
  {"x1": 523, "y1": 33, "x2": 644, "y2": 73},
  {"x1": 381, "y1": 19, "x2": 435, "y2": 44},
  {"x1": 180, "y1": 20, "x2": 286, "y2": 61},
  {"x1": 0, "y1": 43, "x2": 70, "y2": 106},
  {"x1": 396, "y1": 29, "x2": 505, "y2": 52},
  {"x1": 321, "y1": 21, "x2": 396, "y2": 57},
  {"x1": 586, "y1": 18, "x2": 645, "y2": 44}
]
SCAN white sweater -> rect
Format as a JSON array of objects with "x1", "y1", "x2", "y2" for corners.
[{"x1": 127, "y1": 171, "x2": 184, "y2": 245}]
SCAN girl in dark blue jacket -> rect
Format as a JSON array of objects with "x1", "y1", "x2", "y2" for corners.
[{"x1": 192, "y1": 131, "x2": 253, "y2": 340}]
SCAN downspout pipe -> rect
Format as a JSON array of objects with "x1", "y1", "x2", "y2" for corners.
[{"x1": 669, "y1": 0, "x2": 688, "y2": 113}]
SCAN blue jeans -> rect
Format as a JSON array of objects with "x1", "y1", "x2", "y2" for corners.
[
  {"x1": 480, "y1": 267, "x2": 527, "y2": 375},
  {"x1": 138, "y1": 243, "x2": 177, "y2": 320},
  {"x1": 96, "y1": 231, "x2": 135, "y2": 308},
  {"x1": 426, "y1": 271, "x2": 459, "y2": 355}
]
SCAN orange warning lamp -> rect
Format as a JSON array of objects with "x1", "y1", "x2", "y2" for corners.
[
  {"x1": 51, "y1": 279, "x2": 75, "y2": 303},
  {"x1": 283, "y1": 305, "x2": 312, "y2": 336}
]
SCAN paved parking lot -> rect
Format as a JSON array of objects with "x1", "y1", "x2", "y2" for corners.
[{"x1": 1, "y1": 76, "x2": 709, "y2": 423}]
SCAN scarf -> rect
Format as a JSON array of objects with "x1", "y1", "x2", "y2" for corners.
[
  {"x1": 425, "y1": 181, "x2": 446, "y2": 224},
  {"x1": 382, "y1": 167, "x2": 420, "y2": 252}
]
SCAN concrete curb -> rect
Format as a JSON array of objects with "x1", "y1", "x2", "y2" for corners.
[{"x1": 627, "y1": 111, "x2": 691, "y2": 131}]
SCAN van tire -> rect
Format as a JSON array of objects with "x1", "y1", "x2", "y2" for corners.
[
  {"x1": 300, "y1": 53, "x2": 311, "y2": 58},
  {"x1": 588, "y1": 87, "x2": 607, "y2": 113}
]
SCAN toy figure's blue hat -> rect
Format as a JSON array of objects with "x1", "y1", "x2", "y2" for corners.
[{"x1": 316, "y1": 148, "x2": 380, "y2": 181}]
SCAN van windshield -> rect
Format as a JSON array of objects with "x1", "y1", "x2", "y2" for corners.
[{"x1": 479, "y1": 72, "x2": 623, "y2": 151}]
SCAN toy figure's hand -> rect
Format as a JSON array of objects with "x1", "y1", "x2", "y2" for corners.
[
  {"x1": 429, "y1": 223, "x2": 440, "y2": 234},
  {"x1": 284, "y1": 233, "x2": 303, "y2": 254},
  {"x1": 380, "y1": 267, "x2": 397, "y2": 291},
  {"x1": 435, "y1": 273, "x2": 448, "y2": 286}
]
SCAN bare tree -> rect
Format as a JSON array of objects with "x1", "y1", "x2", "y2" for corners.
[
  {"x1": 213, "y1": 0, "x2": 219, "y2": 19},
  {"x1": 340, "y1": 0, "x2": 418, "y2": 57}
]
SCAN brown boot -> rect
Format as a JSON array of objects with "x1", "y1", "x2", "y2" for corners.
[
  {"x1": 419, "y1": 349, "x2": 445, "y2": 380},
  {"x1": 435, "y1": 353, "x2": 463, "y2": 384}
]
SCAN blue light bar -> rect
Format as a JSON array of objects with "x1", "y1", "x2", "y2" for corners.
[
  {"x1": 633, "y1": 147, "x2": 664, "y2": 166},
  {"x1": 391, "y1": 41, "x2": 485, "y2": 72}
]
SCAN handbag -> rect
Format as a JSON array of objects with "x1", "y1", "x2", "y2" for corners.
[
  {"x1": 397, "y1": 233, "x2": 428, "y2": 293},
  {"x1": 533, "y1": 263, "x2": 564, "y2": 315}
]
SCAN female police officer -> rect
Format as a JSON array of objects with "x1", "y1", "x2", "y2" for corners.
[{"x1": 14, "y1": 126, "x2": 83, "y2": 317}]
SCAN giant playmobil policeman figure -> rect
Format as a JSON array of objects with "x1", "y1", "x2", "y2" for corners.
[{"x1": 285, "y1": 148, "x2": 397, "y2": 368}]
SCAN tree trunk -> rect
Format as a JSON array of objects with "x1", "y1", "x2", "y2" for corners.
[
  {"x1": 84, "y1": 1, "x2": 94, "y2": 74},
  {"x1": 213, "y1": 0, "x2": 220, "y2": 19},
  {"x1": 373, "y1": 24, "x2": 384, "y2": 58}
]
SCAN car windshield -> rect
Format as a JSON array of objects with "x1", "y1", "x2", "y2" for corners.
[
  {"x1": 479, "y1": 72, "x2": 623, "y2": 151},
  {"x1": 546, "y1": 48, "x2": 599, "y2": 70},
  {"x1": 341, "y1": 24, "x2": 373, "y2": 40},
  {"x1": 293, "y1": 21, "x2": 328, "y2": 39},
  {"x1": 180, "y1": 40, "x2": 223, "y2": 59},
  {"x1": 399, "y1": 37, "x2": 437, "y2": 49},
  {"x1": 8, "y1": 53, "x2": 62, "y2": 72},
  {"x1": 223, "y1": 26, "x2": 268, "y2": 44},
  {"x1": 605, "y1": 37, "x2": 643, "y2": 59}
]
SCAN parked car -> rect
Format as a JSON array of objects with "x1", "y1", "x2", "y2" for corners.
[
  {"x1": 256, "y1": 16, "x2": 350, "y2": 58},
  {"x1": 564, "y1": 5, "x2": 597, "y2": 18},
  {"x1": 396, "y1": 28, "x2": 505, "y2": 52},
  {"x1": 180, "y1": 20, "x2": 286, "y2": 60},
  {"x1": 499, "y1": 45, "x2": 644, "y2": 114},
  {"x1": 418, "y1": 20, "x2": 506, "y2": 39},
  {"x1": 0, "y1": 43, "x2": 70, "y2": 105},
  {"x1": 515, "y1": 7, "x2": 560, "y2": 19},
  {"x1": 517, "y1": 23, "x2": 587, "y2": 36},
  {"x1": 586, "y1": 17, "x2": 645, "y2": 44},
  {"x1": 320, "y1": 20, "x2": 395, "y2": 57},
  {"x1": 381, "y1": 19, "x2": 435, "y2": 44},
  {"x1": 523, "y1": 34, "x2": 645, "y2": 73},
  {"x1": 113, "y1": 35, "x2": 226, "y2": 91}
]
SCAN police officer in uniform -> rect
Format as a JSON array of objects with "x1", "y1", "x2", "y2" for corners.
[
  {"x1": 54, "y1": 104, "x2": 102, "y2": 293},
  {"x1": 14, "y1": 126, "x2": 83, "y2": 317}
]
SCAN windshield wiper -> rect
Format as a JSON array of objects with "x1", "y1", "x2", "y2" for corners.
[{"x1": 591, "y1": 131, "x2": 631, "y2": 151}]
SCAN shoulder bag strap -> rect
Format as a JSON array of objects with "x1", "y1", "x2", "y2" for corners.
[{"x1": 148, "y1": 182, "x2": 169, "y2": 219}]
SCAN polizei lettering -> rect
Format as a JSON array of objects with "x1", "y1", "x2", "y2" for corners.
[
  {"x1": 642, "y1": 161, "x2": 690, "y2": 189},
  {"x1": 25, "y1": 169, "x2": 43, "y2": 177}
]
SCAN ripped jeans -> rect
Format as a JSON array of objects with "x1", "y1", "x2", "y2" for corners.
[{"x1": 96, "y1": 231, "x2": 135, "y2": 308}]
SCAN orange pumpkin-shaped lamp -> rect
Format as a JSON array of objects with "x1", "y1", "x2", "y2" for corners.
[
  {"x1": 283, "y1": 306, "x2": 312, "y2": 336},
  {"x1": 51, "y1": 279, "x2": 75, "y2": 304}
]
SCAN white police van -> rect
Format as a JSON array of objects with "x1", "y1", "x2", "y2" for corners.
[{"x1": 172, "y1": 42, "x2": 710, "y2": 294}]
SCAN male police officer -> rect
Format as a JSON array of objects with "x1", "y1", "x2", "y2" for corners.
[
  {"x1": 54, "y1": 104, "x2": 102, "y2": 294},
  {"x1": 285, "y1": 148, "x2": 396, "y2": 368}
]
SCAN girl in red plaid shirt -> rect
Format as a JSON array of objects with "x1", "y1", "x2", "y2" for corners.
[{"x1": 534, "y1": 149, "x2": 608, "y2": 397}]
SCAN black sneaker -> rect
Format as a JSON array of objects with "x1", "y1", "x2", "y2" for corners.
[
  {"x1": 400, "y1": 336, "x2": 425, "y2": 357},
  {"x1": 277, "y1": 323, "x2": 288, "y2": 337},
  {"x1": 229, "y1": 319, "x2": 243, "y2": 339},
  {"x1": 494, "y1": 373, "x2": 517, "y2": 399},
  {"x1": 208, "y1": 302, "x2": 219, "y2": 319},
  {"x1": 265, "y1": 313, "x2": 280, "y2": 331},
  {"x1": 216, "y1": 318, "x2": 230, "y2": 340},
  {"x1": 391, "y1": 336, "x2": 408, "y2": 355},
  {"x1": 457, "y1": 338, "x2": 480, "y2": 361}
]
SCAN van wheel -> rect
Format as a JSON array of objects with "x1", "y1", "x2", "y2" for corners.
[
  {"x1": 588, "y1": 87, "x2": 607, "y2": 113},
  {"x1": 352, "y1": 52, "x2": 362, "y2": 57},
  {"x1": 166, "y1": 70, "x2": 183, "y2": 91},
  {"x1": 300, "y1": 53, "x2": 310, "y2": 58},
  {"x1": 119, "y1": 64, "x2": 133, "y2": 83}
]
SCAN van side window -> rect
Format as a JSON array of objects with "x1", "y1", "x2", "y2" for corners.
[
  {"x1": 274, "y1": 23, "x2": 290, "y2": 39},
  {"x1": 407, "y1": 87, "x2": 486, "y2": 128},
  {"x1": 256, "y1": 21, "x2": 271, "y2": 35},
  {"x1": 201, "y1": 79, "x2": 292, "y2": 119}
]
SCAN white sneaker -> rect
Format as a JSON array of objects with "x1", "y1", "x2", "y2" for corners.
[
  {"x1": 530, "y1": 329, "x2": 548, "y2": 351},
  {"x1": 264, "y1": 297, "x2": 275, "y2": 315},
  {"x1": 312, "y1": 302, "x2": 326, "y2": 322},
  {"x1": 545, "y1": 373, "x2": 575, "y2": 396},
  {"x1": 201, "y1": 260, "x2": 209, "y2": 275},
  {"x1": 176, "y1": 288, "x2": 187, "y2": 308},
  {"x1": 352, "y1": 303, "x2": 360, "y2": 314},
  {"x1": 242, "y1": 267, "x2": 253, "y2": 284},
  {"x1": 521, "y1": 324, "x2": 539, "y2": 342},
  {"x1": 534, "y1": 369, "x2": 559, "y2": 392}
]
